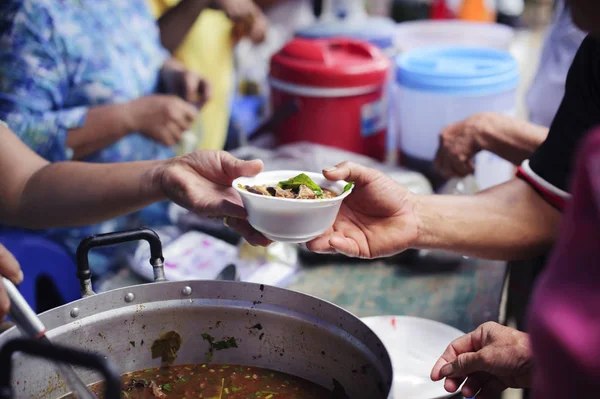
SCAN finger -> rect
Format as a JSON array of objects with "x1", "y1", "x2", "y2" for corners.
[
  {"x1": 434, "y1": 151, "x2": 456, "y2": 179},
  {"x1": 322, "y1": 161, "x2": 382, "y2": 186},
  {"x1": 306, "y1": 231, "x2": 338, "y2": 254},
  {"x1": 165, "y1": 121, "x2": 183, "y2": 144},
  {"x1": 175, "y1": 99, "x2": 198, "y2": 126},
  {"x1": 431, "y1": 331, "x2": 479, "y2": 381},
  {"x1": 223, "y1": 2, "x2": 247, "y2": 20},
  {"x1": 431, "y1": 356, "x2": 451, "y2": 381},
  {"x1": 444, "y1": 376, "x2": 465, "y2": 393},
  {"x1": 183, "y1": 101, "x2": 199, "y2": 124},
  {"x1": 200, "y1": 196, "x2": 248, "y2": 220},
  {"x1": 250, "y1": 13, "x2": 268, "y2": 43},
  {"x1": 226, "y1": 218, "x2": 271, "y2": 247},
  {"x1": 433, "y1": 134, "x2": 452, "y2": 175},
  {"x1": 461, "y1": 373, "x2": 491, "y2": 398},
  {"x1": 197, "y1": 79, "x2": 211, "y2": 107},
  {"x1": 183, "y1": 74, "x2": 200, "y2": 103},
  {"x1": 328, "y1": 233, "x2": 365, "y2": 258},
  {"x1": 170, "y1": 105, "x2": 194, "y2": 133},
  {"x1": 449, "y1": 155, "x2": 475, "y2": 177},
  {"x1": 475, "y1": 378, "x2": 507, "y2": 399},
  {"x1": 0, "y1": 280, "x2": 9, "y2": 320},
  {"x1": 440, "y1": 351, "x2": 488, "y2": 379},
  {"x1": 154, "y1": 127, "x2": 176, "y2": 146},
  {"x1": 433, "y1": 148, "x2": 446, "y2": 174},
  {"x1": 219, "y1": 151, "x2": 264, "y2": 181},
  {"x1": 305, "y1": 231, "x2": 337, "y2": 254},
  {"x1": 448, "y1": 160, "x2": 472, "y2": 178},
  {"x1": 0, "y1": 243, "x2": 23, "y2": 284}
]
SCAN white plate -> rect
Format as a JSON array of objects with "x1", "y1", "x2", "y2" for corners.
[{"x1": 361, "y1": 316, "x2": 465, "y2": 399}]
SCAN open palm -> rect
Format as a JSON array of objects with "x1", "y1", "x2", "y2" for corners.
[{"x1": 307, "y1": 162, "x2": 419, "y2": 258}]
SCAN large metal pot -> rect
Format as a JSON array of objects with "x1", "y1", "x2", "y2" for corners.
[{"x1": 0, "y1": 228, "x2": 393, "y2": 398}]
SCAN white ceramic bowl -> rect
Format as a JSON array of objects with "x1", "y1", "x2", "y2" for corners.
[{"x1": 233, "y1": 170, "x2": 353, "y2": 243}]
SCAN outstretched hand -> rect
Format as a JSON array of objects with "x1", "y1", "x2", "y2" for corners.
[
  {"x1": 158, "y1": 150, "x2": 270, "y2": 246},
  {"x1": 306, "y1": 162, "x2": 419, "y2": 258}
]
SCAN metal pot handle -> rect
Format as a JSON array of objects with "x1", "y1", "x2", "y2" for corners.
[
  {"x1": 75, "y1": 227, "x2": 165, "y2": 297},
  {"x1": 0, "y1": 338, "x2": 121, "y2": 399}
]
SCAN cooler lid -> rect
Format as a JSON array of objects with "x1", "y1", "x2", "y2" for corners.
[
  {"x1": 396, "y1": 47, "x2": 519, "y2": 95},
  {"x1": 270, "y1": 38, "x2": 390, "y2": 89},
  {"x1": 295, "y1": 16, "x2": 397, "y2": 50}
]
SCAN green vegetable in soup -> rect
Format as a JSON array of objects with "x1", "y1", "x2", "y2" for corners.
[
  {"x1": 342, "y1": 182, "x2": 354, "y2": 193},
  {"x1": 278, "y1": 173, "x2": 323, "y2": 198},
  {"x1": 63, "y1": 363, "x2": 335, "y2": 399},
  {"x1": 151, "y1": 331, "x2": 182, "y2": 364},
  {"x1": 202, "y1": 333, "x2": 239, "y2": 361}
]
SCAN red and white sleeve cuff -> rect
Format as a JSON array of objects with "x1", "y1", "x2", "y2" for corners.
[{"x1": 517, "y1": 160, "x2": 571, "y2": 211}]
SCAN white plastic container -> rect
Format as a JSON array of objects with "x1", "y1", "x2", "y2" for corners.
[
  {"x1": 396, "y1": 47, "x2": 520, "y2": 190},
  {"x1": 395, "y1": 20, "x2": 514, "y2": 53},
  {"x1": 233, "y1": 171, "x2": 352, "y2": 243}
]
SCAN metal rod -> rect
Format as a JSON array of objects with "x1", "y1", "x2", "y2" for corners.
[{"x1": 3, "y1": 278, "x2": 98, "y2": 399}]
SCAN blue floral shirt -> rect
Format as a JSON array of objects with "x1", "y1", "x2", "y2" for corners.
[{"x1": 0, "y1": 0, "x2": 174, "y2": 272}]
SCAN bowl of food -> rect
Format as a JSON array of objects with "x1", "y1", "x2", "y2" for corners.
[{"x1": 233, "y1": 171, "x2": 354, "y2": 243}]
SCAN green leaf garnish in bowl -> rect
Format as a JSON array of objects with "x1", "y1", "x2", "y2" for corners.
[
  {"x1": 277, "y1": 173, "x2": 324, "y2": 198},
  {"x1": 342, "y1": 182, "x2": 354, "y2": 194}
]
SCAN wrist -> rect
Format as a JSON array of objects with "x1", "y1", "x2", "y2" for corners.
[
  {"x1": 411, "y1": 194, "x2": 434, "y2": 250},
  {"x1": 473, "y1": 113, "x2": 499, "y2": 152},
  {"x1": 143, "y1": 159, "x2": 172, "y2": 203},
  {"x1": 121, "y1": 100, "x2": 140, "y2": 133}
]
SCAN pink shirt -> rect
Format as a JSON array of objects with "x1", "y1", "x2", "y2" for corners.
[{"x1": 528, "y1": 129, "x2": 600, "y2": 397}]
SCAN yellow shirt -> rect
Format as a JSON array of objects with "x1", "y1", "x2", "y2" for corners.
[{"x1": 150, "y1": 0, "x2": 234, "y2": 151}]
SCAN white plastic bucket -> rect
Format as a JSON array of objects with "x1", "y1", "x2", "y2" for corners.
[
  {"x1": 396, "y1": 47, "x2": 520, "y2": 190},
  {"x1": 395, "y1": 20, "x2": 514, "y2": 53}
]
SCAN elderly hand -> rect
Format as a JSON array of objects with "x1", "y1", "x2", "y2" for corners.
[
  {"x1": 430, "y1": 322, "x2": 532, "y2": 398},
  {"x1": 434, "y1": 113, "x2": 505, "y2": 178},
  {"x1": 161, "y1": 60, "x2": 211, "y2": 107},
  {"x1": 212, "y1": 0, "x2": 255, "y2": 19},
  {"x1": 214, "y1": 0, "x2": 268, "y2": 43},
  {"x1": 0, "y1": 244, "x2": 24, "y2": 319},
  {"x1": 306, "y1": 162, "x2": 419, "y2": 258},
  {"x1": 156, "y1": 150, "x2": 271, "y2": 247},
  {"x1": 126, "y1": 95, "x2": 198, "y2": 146}
]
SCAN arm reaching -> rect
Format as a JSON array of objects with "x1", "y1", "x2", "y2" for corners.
[
  {"x1": 157, "y1": 0, "x2": 267, "y2": 52},
  {"x1": 307, "y1": 162, "x2": 560, "y2": 261},
  {"x1": 157, "y1": 0, "x2": 212, "y2": 52},
  {"x1": 0, "y1": 124, "x2": 269, "y2": 246},
  {"x1": 434, "y1": 113, "x2": 549, "y2": 178},
  {"x1": 430, "y1": 322, "x2": 532, "y2": 398},
  {"x1": 414, "y1": 178, "x2": 560, "y2": 259}
]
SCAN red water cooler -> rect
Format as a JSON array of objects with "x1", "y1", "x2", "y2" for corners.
[{"x1": 269, "y1": 38, "x2": 391, "y2": 161}]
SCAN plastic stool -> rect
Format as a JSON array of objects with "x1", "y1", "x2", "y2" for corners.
[{"x1": 0, "y1": 230, "x2": 80, "y2": 313}]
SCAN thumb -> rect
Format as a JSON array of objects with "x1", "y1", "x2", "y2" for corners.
[
  {"x1": 0, "y1": 243, "x2": 23, "y2": 285},
  {"x1": 220, "y1": 152, "x2": 264, "y2": 180},
  {"x1": 439, "y1": 351, "x2": 488, "y2": 378},
  {"x1": 322, "y1": 161, "x2": 381, "y2": 186}
]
